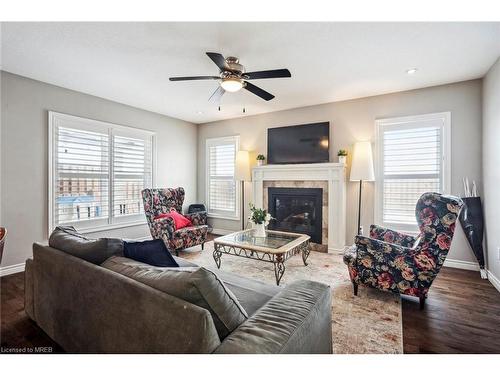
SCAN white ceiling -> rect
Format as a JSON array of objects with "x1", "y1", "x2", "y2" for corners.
[{"x1": 1, "y1": 22, "x2": 499, "y2": 124}]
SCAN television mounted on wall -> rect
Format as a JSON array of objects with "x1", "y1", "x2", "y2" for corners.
[{"x1": 267, "y1": 122, "x2": 330, "y2": 164}]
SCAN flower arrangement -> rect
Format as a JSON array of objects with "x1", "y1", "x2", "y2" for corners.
[
  {"x1": 256, "y1": 154, "x2": 266, "y2": 161},
  {"x1": 248, "y1": 204, "x2": 272, "y2": 225}
]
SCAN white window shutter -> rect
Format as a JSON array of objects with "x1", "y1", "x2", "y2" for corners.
[
  {"x1": 49, "y1": 112, "x2": 155, "y2": 232},
  {"x1": 206, "y1": 137, "x2": 239, "y2": 219},
  {"x1": 376, "y1": 113, "x2": 450, "y2": 231},
  {"x1": 54, "y1": 126, "x2": 110, "y2": 226},
  {"x1": 112, "y1": 134, "x2": 153, "y2": 218}
]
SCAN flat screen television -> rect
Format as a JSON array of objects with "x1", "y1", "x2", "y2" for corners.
[{"x1": 267, "y1": 122, "x2": 330, "y2": 164}]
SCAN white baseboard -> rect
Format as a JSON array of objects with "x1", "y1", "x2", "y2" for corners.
[
  {"x1": 328, "y1": 246, "x2": 346, "y2": 254},
  {"x1": 0, "y1": 262, "x2": 25, "y2": 277},
  {"x1": 443, "y1": 258, "x2": 480, "y2": 271},
  {"x1": 211, "y1": 228, "x2": 235, "y2": 236},
  {"x1": 487, "y1": 270, "x2": 500, "y2": 293}
]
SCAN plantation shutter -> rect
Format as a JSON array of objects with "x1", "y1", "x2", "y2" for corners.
[
  {"x1": 49, "y1": 112, "x2": 155, "y2": 232},
  {"x1": 377, "y1": 114, "x2": 449, "y2": 231},
  {"x1": 53, "y1": 124, "x2": 110, "y2": 228},
  {"x1": 207, "y1": 137, "x2": 238, "y2": 218},
  {"x1": 112, "y1": 133, "x2": 153, "y2": 220}
]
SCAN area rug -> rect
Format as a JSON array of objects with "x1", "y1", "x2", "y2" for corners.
[{"x1": 180, "y1": 242, "x2": 403, "y2": 354}]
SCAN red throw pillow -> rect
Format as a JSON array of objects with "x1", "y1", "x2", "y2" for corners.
[{"x1": 154, "y1": 210, "x2": 192, "y2": 230}]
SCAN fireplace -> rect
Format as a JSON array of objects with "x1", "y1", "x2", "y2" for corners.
[{"x1": 267, "y1": 187, "x2": 323, "y2": 244}]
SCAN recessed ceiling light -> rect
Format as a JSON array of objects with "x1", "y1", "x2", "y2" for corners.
[
  {"x1": 406, "y1": 68, "x2": 418, "y2": 75},
  {"x1": 197, "y1": 111, "x2": 203, "y2": 114}
]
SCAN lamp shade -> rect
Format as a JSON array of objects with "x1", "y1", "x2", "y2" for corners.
[
  {"x1": 235, "y1": 150, "x2": 251, "y2": 181},
  {"x1": 350, "y1": 141, "x2": 375, "y2": 181}
]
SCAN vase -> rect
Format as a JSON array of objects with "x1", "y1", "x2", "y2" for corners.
[
  {"x1": 253, "y1": 223, "x2": 267, "y2": 237},
  {"x1": 459, "y1": 197, "x2": 487, "y2": 279},
  {"x1": 339, "y1": 155, "x2": 346, "y2": 164},
  {"x1": 257, "y1": 160, "x2": 264, "y2": 167}
]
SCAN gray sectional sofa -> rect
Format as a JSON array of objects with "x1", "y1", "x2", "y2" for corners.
[{"x1": 25, "y1": 240, "x2": 332, "y2": 354}]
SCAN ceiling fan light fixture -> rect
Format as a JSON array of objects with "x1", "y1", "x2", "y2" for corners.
[{"x1": 221, "y1": 77, "x2": 244, "y2": 92}]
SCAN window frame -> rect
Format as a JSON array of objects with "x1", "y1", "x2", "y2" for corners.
[
  {"x1": 374, "y1": 112, "x2": 451, "y2": 232},
  {"x1": 205, "y1": 135, "x2": 241, "y2": 221},
  {"x1": 48, "y1": 111, "x2": 156, "y2": 234}
]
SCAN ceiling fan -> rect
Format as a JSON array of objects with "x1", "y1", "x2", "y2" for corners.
[{"x1": 169, "y1": 52, "x2": 291, "y2": 102}]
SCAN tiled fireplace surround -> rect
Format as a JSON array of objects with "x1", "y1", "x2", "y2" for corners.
[{"x1": 252, "y1": 163, "x2": 347, "y2": 253}]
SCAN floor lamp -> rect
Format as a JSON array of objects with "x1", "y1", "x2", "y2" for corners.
[
  {"x1": 235, "y1": 150, "x2": 251, "y2": 230},
  {"x1": 350, "y1": 141, "x2": 375, "y2": 235}
]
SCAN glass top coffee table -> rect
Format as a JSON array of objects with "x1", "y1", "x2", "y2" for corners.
[{"x1": 213, "y1": 229, "x2": 311, "y2": 285}]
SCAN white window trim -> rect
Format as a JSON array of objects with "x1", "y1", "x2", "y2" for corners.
[
  {"x1": 374, "y1": 112, "x2": 451, "y2": 232},
  {"x1": 205, "y1": 135, "x2": 241, "y2": 221},
  {"x1": 48, "y1": 111, "x2": 157, "y2": 234}
]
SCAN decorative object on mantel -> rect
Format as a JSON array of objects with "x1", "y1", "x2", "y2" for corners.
[
  {"x1": 460, "y1": 177, "x2": 487, "y2": 279},
  {"x1": 235, "y1": 150, "x2": 251, "y2": 230},
  {"x1": 337, "y1": 149, "x2": 348, "y2": 164},
  {"x1": 248, "y1": 204, "x2": 273, "y2": 237},
  {"x1": 256, "y1": 154, "x2": 266, "y2": 166},
  {"x1": 350, "y1": 142, "x2": 375, "y2": 235}
]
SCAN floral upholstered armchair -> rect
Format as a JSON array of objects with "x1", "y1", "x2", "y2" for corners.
[
  {"x1": 343, "y1": 192, "x2": 463, "y2": 309},
  {"x1": 142, "y1": 187, "x2": 208, "y2": 256}
]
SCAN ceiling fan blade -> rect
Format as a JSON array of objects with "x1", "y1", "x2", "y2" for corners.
[
  {"x1": 169, "y1": 76, "x2": 220, "y2": 81},
  {"x1": 208, "y1": 86, "x2": 225, "y2": 102},
  {"x1": 206, "y1": 52, "x2": 227, "y2": 71},
  {"x1": 244, "y1": 81, "x2": 275, "y2": 101},
  {"x1": 244, "y1": 69, "x2": 291, "y2": 80}
]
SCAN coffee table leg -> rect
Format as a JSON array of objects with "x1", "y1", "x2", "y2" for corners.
[
  {"x1": 273, "y1": 254, "x2": 285, "y2": 286},
  {"x1": 301, "y1": 243, "x2": 311, "y2": 266},
  {"x1": 213, "y1": 244, "x2": 222, "y2": 269}
]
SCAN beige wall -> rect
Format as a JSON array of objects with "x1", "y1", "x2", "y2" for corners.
[
  {"x1": 0, "y1": 71, "x2": 198, "y2": 269},
  {"x1": 483, "y1": 57, "x2": 500, "y2": 282},
  {"x1": 198, "y1": 79, "x2": 483, "y2": 264}
]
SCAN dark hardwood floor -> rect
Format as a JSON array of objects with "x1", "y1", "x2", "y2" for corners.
[
  {"x1": 1, "y1": 272, "x2": 62, "y2": 353},
  {"x1": 1, "y1": 264, "x2": 499, "y2": 354},
  {"x1": 402, "y1": 267, "x2": 500, "y2": 353}
]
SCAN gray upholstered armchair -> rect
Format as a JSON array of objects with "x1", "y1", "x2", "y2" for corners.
[{"x1": 142, "y1": 187, "x2": 208, "y2": 255}]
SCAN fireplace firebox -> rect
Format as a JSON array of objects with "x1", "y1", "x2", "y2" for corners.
[{"x1": 267, "y1": 187, "x2": 323, "y2": 244}]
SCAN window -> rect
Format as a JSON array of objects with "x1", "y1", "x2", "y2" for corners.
[
  {"x1": 49, "y1": 112, "x2": 155, "y2": 233},
  {"x1": 375, "y1": 112, "x2": 451, "y2": 232},
  {"x1": 206, "y1": 136, "x2": 240, "y2": 220}
]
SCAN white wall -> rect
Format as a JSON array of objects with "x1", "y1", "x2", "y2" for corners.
[
  {"x1": 198, "y1": 80, "x2": 483, "y2": 264},
  {"x1": 0, "y1": 71, "x2": 198, "y2": 269},
  {"x1": 483, "y1": 57, "x2": 500, "y2": 283}
]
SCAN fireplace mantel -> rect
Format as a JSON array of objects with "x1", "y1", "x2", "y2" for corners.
[{"x1": 252, "y1": 163, "x2": 346, "y2": 252}]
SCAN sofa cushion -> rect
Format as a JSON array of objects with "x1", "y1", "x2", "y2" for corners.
[
  {"x1": 48, "y1": 226, "x2": 123, "y2": 264},
  {"x1": 101, "y1": 256, "x2": 248, "y2": 339},
  {"x1": 172, "y1": 256, "x2": 197, "y2": 268},
  {"x1": 211, "y1": 268, "x2": 281, "y2": 316},
  {"x1": 124, "y1": 239, "x2": 179, "y2": 267}
]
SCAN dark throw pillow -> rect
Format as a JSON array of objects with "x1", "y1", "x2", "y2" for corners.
[
  {"x1": 123, "y1": 239, "x2": 179, "y2": 267},
  {"x1": 48, "y1": 226, "x2": 123, "y2": 264}
]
